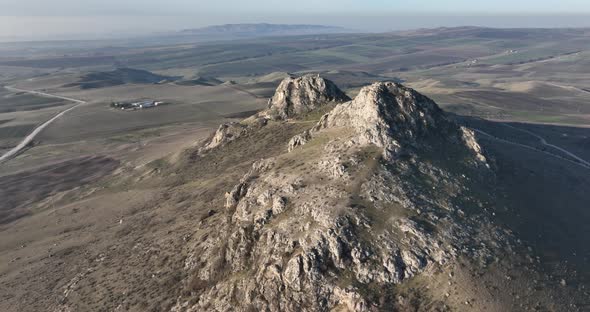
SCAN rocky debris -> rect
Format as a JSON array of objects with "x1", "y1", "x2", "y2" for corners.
[
  {"x1": 264, "y1": 74, "x2": 350, "y2": 120},
  {"x1": 224, "y1": 158, "x2": 276, "y2": 210},
  {"x1": 175, "y1": 79, "x2": 504, "y2": 311}
]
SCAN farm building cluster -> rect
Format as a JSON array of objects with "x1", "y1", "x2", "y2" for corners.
[{"x1": 110, "y1": 100, "x2": 164, "y2": 110}]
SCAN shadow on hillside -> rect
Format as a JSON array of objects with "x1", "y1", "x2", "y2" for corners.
[
  {"x1": 0, "y1": 156, "x2": 119, "y2": 226},
  {"x1": 455, "y1": 115, "x2": 590, "y2": 279}
]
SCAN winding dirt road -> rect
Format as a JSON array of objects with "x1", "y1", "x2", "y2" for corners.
[
  {"x1": 473, "y1": 127, "x2": 590, "y2": 170},
  {"x1": 0, "y1": 87, "x2": 86, "y2": 163},
  {"x1": 2, "y1": 85, "x2": 588, "y2": 172},
  {"x1": 499, "y1": 123, "x2": 590, "y2": 168}
]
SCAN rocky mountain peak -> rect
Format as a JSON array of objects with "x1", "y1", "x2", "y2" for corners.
[
  {"x1": 291, "y1": 81, "x2": 486, "y2": 164},
  {"x1": 176, "y1": 80, "x2": 496, "y2": 311},
  {"x1": 316, "y1": 82, "x2": 445, "y2": 154},
  {"x1": 264, "y1": 74, "x2": 350, "y2": 120}
]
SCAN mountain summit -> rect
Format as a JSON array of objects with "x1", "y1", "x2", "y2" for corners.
[
  {"x1": 42, "y1": 75, "x2": 584, "y2": 312},
  {"x1": 174, "y1": 76, "x2": 512, "y2": 311},
  {"x1": 265, "y1": 74, "x2": 350, "y2": 120},
  {"x1": 294, "y1": 81, "x2": 487, "y2": 163}
]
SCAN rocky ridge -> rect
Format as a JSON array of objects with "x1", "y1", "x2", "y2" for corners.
[
  {"x1": 201, "y1": 74, "x2": 349, "y2": 153},
  {"x1": 203, "y1": 122, "x2": 247, "y2": 151},
  {"x1": 176, "y1": 77, "x2": 510, "y2": 311}
]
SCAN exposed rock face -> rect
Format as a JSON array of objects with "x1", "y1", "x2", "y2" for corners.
[
  {"x1": 264, "y1": 74, "x2": 350, "y2": 120},
  {"x1": 316, "y1": 82, "x2": 446, "y2": 152},
  {"x1": 175, "y1": 79, "x2": 503, "y2": 312},
  {"x1": 202, "y1": 122, "x2": 247, "y2": 151},
  {"x1": 200, "y1": 75, "x2": 347, "y2": 153},
  {"x1": 302, "y1": 82, "x2": 487, "y2": 164},
  {"x1": 200, "y1": 118, "x2": 268, "y2": 152},
  {"x1": 459, "y1": 126, "x2": 488, "y2": 164},
  {"x1": 287, "y1": 129, "x2": 312, "y2": 152}
]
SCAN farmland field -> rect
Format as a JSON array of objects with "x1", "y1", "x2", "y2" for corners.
[
  {"x1": 0, "y1": 27, "x2": 589, "y2": 173},
  {"x1": 0, "y1": 87, "x2": 71, "y2": 155},
  {"x1": 38, "y1": 83, "x2": 265, "y2": 143},
  {"x1": 1, "y1": 27, "x2": 590, "y2": 173},
  {"x1": 0, "y1": 87, "x2": 68, "y2": 113},
  {"x1": 0, "y1": 82, "x2": 266, "y2": 175}
]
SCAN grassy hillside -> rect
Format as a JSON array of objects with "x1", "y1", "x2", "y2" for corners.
[{"x1": 1, "y1": 103, "x2": 588, "y2": 311}]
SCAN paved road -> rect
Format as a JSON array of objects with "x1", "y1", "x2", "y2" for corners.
[
  {"x1": 473, "y1": 128, "x2": 590, "y2": 170},
  {"x1": 0, "y1": 87, "x2": 86, "y2": 163}
]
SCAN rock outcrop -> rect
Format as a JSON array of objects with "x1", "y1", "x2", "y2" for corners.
[
  {"x1": 202, "y1": 122, "x2": 247, "y2": 151},
  {"x1": 264, "y1": 74, "x2": 350, "y2": 120},
  {"x1": 287, "y1": 129, "x2": 312, "y2": 152},
  {"x1": 175, "y1": 78, "x2": 504, "y2": 312},
  {"x1": 316, "y1": 82, "x2": 447, "y2": 153},
  {"x1": 199, "y1": 75, "x2": 348, "y2": 153},
  {"x1": 199, "y1": 117, "x2": 268, "y2": 153},
  {"x1": 296, "y1": 81, "x2": 488, "y2": 164}
]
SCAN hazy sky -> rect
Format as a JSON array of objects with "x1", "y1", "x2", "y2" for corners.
[
  {"x1": 3, "y1": 0, "x2": 590, "y2": 15},
  {"x1": 1, "y1": 0, "x2": 590, "y2": 41}
]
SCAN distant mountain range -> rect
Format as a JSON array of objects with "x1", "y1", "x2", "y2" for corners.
[{"x1": 180, "y1": 23, "x2": 347, "y2": 38}]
